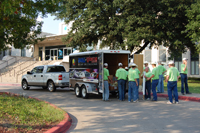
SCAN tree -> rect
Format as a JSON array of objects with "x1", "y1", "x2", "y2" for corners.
[
  {"x1": 185, "y1": 1, "x2": 200, "y2": 53},
  {"x1": 56, "y1": 0, "x2": 197, "y2": 56},
  {"x1": 0, "y1": 0, "x2": 60, "y2": 51}
]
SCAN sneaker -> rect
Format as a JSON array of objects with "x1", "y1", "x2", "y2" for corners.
[
  {"x1": 186, "y1": 92, "x2": 192, "y2": 94},
  {"x1": 151, "y1": 99, "x2": 157, "y2": 101},
  {"x1": 167, "y1": 101, "x2": 172, "y2": 104},
  {"x1": 146, "y1": 98, "x2": 150, "y2": 100},
  {"x1": 128, "y1": 101, "x2": 131, "y2": 103},
  {"x1": 133, "y1": 100, "x2": 139, "y2": 103},
  {"x1": 176, "y1": 102, "x2": 179, "y2": 104},
  {"x1": 182, "y1": 93, "x2": 185, "y2": 95}
]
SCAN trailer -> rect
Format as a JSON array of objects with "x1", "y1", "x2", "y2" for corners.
[{"x1": 69, "y1": 50, "x2": 131, "y2": 98}]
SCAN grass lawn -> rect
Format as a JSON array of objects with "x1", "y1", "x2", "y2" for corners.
[
  {"x1": 0, "y1": 94, "x2": 65, "y2": 131},
  {"x1": 164, "y1": 78, "x2": 200, "y2": 94}
]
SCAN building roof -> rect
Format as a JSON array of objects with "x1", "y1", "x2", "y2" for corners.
[{"x1": 36, "y1": 32, "x2": 55, "y2": 38}]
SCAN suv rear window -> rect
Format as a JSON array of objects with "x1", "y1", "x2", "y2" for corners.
[{"x1": 47, "y1": 66, "x2": 66, "y2": 72}]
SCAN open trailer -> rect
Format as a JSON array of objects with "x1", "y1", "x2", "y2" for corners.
[{"x1": 69, "y1": 50, "x2": 131, "y2": 98}]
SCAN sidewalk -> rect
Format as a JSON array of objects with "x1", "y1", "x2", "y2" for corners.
[
  {"x1": 138, "y1": 86, "x2": 200, "y2": 102},
  {"x1": 1, "y1": 83, "x2": 200, "y2": 102}
]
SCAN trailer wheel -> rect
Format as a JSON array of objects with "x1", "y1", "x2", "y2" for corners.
[
  {"x1": 81, "y1": 85, "x2": 89, "y2": 99},
  {"x1": 75, "y1": 85, "x2": 81, "y2": 97}
]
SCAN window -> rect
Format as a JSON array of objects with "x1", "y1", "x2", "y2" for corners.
[
  {"x1": 31, "y1": 67, "x2": 38, "y2": 74},
  {"x1": 37, "y1": 66, "x2": 44, "y2": 73},
  {"x1": 46, "y1": 66, "x2": 66, "y2": 72},
  {"x1": 159, "y1": 49, "x2": 166, "y2": 62},
  {"x1": 174, "y1": 61, "x2": 182, "y2": 72},
  {"x1": 191, "y1": 53, "x2": 199, "y2": 75},
  {"x1": 144, "y1": 50, "x2": 151, "y2": 62}
]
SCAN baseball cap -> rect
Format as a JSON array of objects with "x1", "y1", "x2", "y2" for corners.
[
  {"x1": 168, "y1": 61, "x2": 174, "y2": 65},
  {"x1": 182, "y1": 58, "x2": 188, "y2": 61},
  {"x1": 129, "y1": 63, "x2": 137, "y2": 67},
  {"x1": 125, "y1": 67, "x2": 128, "y2": 70},
  {"x1": 118, "y1": 63, "x2": 123, "y2": 66},
  {"x1": 104, "y1": 63, "x2": 108, "y2": 66},
  {"x1": 151, "y1": 62, "x2": 157, "y2": 65}
]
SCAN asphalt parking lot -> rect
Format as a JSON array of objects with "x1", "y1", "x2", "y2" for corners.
[{"x1": 0, "y1": 86, "x2": 200, "y2": 133}]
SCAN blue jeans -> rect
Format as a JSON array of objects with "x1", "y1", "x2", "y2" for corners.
[
  {"x1": 124, "y1": 80, "x2": 128, "y2": 97},
  {"x1": 118, "y1": 79, "x2": 125, "y2": 100},
  {"x1": 128, "y1": 81, "x2": 137, "y2": 102},
  {"x1": 157, "y1": 75, "x2": 164, "y2": 93},
  {"x1": 180, "y1": 74, "x2": 189, "y2": 93},
  {"x1": 167, "y1": 81, "x2": 179, "y2": 103},
  {"x1": 145, "y1": 80, "x2": 151, "y2": 99},
  {"x1": 152, "y1": 79, "x2": 159, "y2": 101},
  {"x1": 102, "y1": 81, "x2": 109, "y2": 100}
]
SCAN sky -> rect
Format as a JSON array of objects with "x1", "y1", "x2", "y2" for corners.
[{"x1": 38, "y1": 14, "x2": 63, "y2": 35}]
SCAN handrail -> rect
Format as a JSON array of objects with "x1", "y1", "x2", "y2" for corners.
[
  {"x1": 0, "y1": 56, "x2": 17, "y2": 66},
  {"x1": 0, "y1": 55, "x2": 40, "y2": 77},
  {"x1": 16, "y1": 60, "x2": 53, "y2": 83}
]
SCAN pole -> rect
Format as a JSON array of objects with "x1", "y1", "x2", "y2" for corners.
[{"x1": 142, "y1": 71, "x2": 146, "y2": 100}]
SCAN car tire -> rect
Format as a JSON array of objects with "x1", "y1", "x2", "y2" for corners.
[
  {"x1": 21, "y1": 80, "x2": 30, "y2": 90},
  {"x1": 81, "y1": 85, "x2": 89, "y2": 99},
  {"x1": 47, "y1": 81, "x2": 56, "y2": 92},
  {"x1": 75, "y1": 85, "x2": 81, "y2": 97}
]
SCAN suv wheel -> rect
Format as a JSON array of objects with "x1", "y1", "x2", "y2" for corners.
[{"x1": 47, "y1": 81, "x2": 56, "y2": 92}]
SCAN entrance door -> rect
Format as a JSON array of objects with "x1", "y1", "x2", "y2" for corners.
[{"x1": 50, "y1": 49, "x2": 58, "y2": 60}]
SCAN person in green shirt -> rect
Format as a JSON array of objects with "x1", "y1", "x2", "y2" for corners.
[
  {"x1": 128, "y1": 63, "x2": 139, "y2": 102},
  {"x1": 165, "y1": 61, "x2": 180, "y2": 104},
  {"x1": 157, "y1": 61, "x2": 167, "y2": 93},
  {"x1": 180, "y1": 58, "x2": 191, "y2": 95},
  {"x1": 147, "y1": 62, "x2": 159, "y2": 101},
  {"x1": 116, "y1": 63, "x2": 127, "y2": 101},
  {"x1": 143, "y1": 61, "x2": 150, "y2": 72},
  {"x1": 143, "y1": 67, "x2": 152, "y2": 100},
  {"x1": 103, "y1": 63, "x2": 112, "y2": 101}
]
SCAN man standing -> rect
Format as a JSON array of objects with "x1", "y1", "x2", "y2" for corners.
[
  {"x1": 103, "y1": 63, "x2": 112, "y2": 101},
  {"x1": 124, "y1": 67, "x2": 129, "y2": 98},
  {"x1": 135, "y1": 65, "x2": 140, "y2": 100},
  {"x1": 116, "y1": 63, "x2": 127, "y2": 101},
  {"x1": 128, "y1": 63, "x2": 139, "y2": 102},
  {"x1": 181, "y1": 58, "x2": 191, "y2": 95},
  {"x1": 147, "y1": 62, "x2": 159, "y2": 101},
  {"x1": 157, "y1": 61, "x2": 167, "y2": 93},
  {"x1": 143, "y1": 67, "x2": 152, "y2": 100},
  {"x1": 165, "y1": 61, "x2": 180, "y2": 104},
  {"x1": 144, "y1": 61, "x2": 150, "y2": 72}
]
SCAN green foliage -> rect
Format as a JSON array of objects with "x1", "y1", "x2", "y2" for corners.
[
  {"x1": 0, "y1": 0, "x2": 60, "y2": 51},
  {"x1": 0, "y1": 94, "x2": 65, "y2": 126},
  {"x1": 185, "y1": 1, "x2": 200, "y2": 53},
  {"x1": 56, "y1": 0, "x2": 197, "y2": 56}
]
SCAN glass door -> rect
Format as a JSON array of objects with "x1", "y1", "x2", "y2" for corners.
[{"x1": 50, "y1": 49, "x2": 58, "y2": 60}]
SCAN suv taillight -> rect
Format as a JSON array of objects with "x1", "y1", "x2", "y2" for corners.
[{"x1": 58, "y1": 75, "x2": 62, "y2": 80}]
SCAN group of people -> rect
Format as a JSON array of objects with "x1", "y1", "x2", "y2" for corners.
[{"x1": 102, "y1": 58, "x2": 191, "y2": 104}]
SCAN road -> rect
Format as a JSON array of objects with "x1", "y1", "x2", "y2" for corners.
[{"x1": 0, "y1": 86, "x2": 200, "y2": 133}]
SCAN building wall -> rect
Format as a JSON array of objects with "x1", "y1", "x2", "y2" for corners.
[{"x1": 143, "y1": 46, "x2": 200, "y2": 78}]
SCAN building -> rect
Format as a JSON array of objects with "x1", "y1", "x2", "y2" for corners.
[{"x1": 142, "y1": 45, "x2": 200, "y2": 78}]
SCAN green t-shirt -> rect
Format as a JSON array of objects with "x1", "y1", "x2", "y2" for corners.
[
  {"x1": 181, "y1": 64, "x2": 188, "y2": 74},
  {"x1": 143, "y1": 71, "x2": 152, "y2": 81},
  {"x1": 166, "y1": 67, "x2": 180, "y2": 81},
  {"x1": 128, "y1": 68, "x2": 138, "y2": 81},
  {"x1": 104, "y1": 68, "x2": 109, "y2": 80},
  {"x1": 116, "y1": 68, "x2": 127, "y2": 80},
  {"x1": 157, "y1": 65, "x2": 166, "y2": 75},
  {"x1": 135, "y1": 68, "x2": 140, "y2": 79},
  {"x1": 152, "y1": 67, "x2": 159, "y2": 80}
]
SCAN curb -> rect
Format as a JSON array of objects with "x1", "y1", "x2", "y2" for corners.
[
  {"x1": 139, "y1": 92, "x2": 200, "y2": 103},
  {"x1": 0, "y1": 83, "x2": 21, "y2": 86},
  {"x1": 0, "y1": 92, "x2": 72, "y2": 133}
]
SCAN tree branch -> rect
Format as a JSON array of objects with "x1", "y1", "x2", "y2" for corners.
[{"x1": 135, "y1": 41, "x2": 149, "y2": 54}]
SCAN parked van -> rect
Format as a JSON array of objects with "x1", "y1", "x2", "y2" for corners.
[{"x1": 69, "y1": 50, "x2": 130, "y2": 98}]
